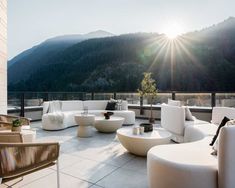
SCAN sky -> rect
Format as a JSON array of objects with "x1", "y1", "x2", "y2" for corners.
[{"x1": 8, "y1": 0, "x2": 235, "y2": 59}]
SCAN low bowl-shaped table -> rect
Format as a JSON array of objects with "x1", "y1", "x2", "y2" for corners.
[
  {"x1": 117, "y1": 127, "x2": 172, "y2": 156},
  {"x1": 95, "y1": 116, "x2": 124, "y2": 133}
]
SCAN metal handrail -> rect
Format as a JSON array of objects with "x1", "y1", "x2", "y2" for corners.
[{"x1": 8, "y1": 91, "x2": 235, "y2": 117}]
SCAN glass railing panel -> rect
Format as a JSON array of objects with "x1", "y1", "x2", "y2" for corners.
[
  {"x1": 154, "y1": 93, "x2": 172, "y2": 105},
  {"x1": 23, "y1": 93, "x2": 44, "y2": 107},
  {"x1": 85, "y1": 93, "x2": 92, "y2": 100},
  {"x1": 216, "y1": 93, "x2": 235, "y2": 107},
  {"x1": 175, "y1": 93, "x2": 211, "y2": 107},
  {"x1": 93, "y1": 93, "x2": 114, "y2": 100},
  {"x1": 116, "y1": 93, "x2": 140, "y2": 104},
  {"x1": 8, "y1": 92, "x2": 21, "y2": 109},
  {"x1": 63, "y1": 92, "x2": 87, "y2": 101}
]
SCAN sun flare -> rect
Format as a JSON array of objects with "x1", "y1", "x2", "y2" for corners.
[{"x1": 163, "y1": 22, "x2": 184, "y2": 39}]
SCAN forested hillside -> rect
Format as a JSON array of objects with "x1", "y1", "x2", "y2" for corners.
[{"x1": 8, "y1": 18, "x2": 235, "y2": 92}]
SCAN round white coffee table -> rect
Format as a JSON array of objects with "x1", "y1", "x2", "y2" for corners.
[
  {"x1": 117, "y1": 127, "x2": 172, "y2": 156},
  {"x1": 95, "y1": 116, "x2": 124, "y2": 133},
  {"x1": 74, "y1": 114, "x2": 95, "y2": 137}
]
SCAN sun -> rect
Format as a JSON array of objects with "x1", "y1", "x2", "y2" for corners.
[{"x1": 163, "y1": 22, "x2": 184, "y2": 39}]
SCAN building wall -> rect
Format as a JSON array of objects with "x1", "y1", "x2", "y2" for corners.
[{"x1": 0, "y1": 0, "x2": 7, "y2": 114}]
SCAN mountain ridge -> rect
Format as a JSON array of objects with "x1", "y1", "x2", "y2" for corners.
[
  {"x1": 8, "y1": 30, "x2": 114, "y2": 84},
  {"x1": 8, "y1": 18, "x2": 235, "y2": 92}
]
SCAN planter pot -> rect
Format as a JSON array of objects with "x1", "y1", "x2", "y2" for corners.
[
  {"x1": 104, "y1": 112, "x2": 114, "y2": 120},
  {"x1": 12, "y1": 126, "x2": 21, "y2": 132},
  {"x1": 140, "y1": 123, "x2": 153, "y2": 132},
  {"x1": 149, "y1": 118, "x2": 155, "y2": 124}
]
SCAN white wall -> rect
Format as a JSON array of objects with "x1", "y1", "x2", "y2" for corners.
[{"x1": 0, "y1": 0, "x2": 7, "y2": 114}]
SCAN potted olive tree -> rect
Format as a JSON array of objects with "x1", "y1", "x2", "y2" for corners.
[
  {"x1": 138, "y1": 72, "x2": 158, "y2": 123},
  {"x1": 12, "y1": 119, "x2": 22, "y2": 132}
]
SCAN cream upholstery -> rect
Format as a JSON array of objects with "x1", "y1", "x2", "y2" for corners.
[
  {"x1": 211, "y1": 107, "x2": 235, "y2": 125},
  {"x1": 42, "y1": 100, "x2": 135, "y2": 130},
  {"x1": 148, "y1": 107, "x2": 235, "y2": 188},
  {"x1": 148, "y1": 137, "x2": 217, "y2": 188},
  {"x1": 161, "y1": 104, "x2": 208, "y2": 143},
  {"x1": 161, "y1": 104, "x2": 185, "y2": 136},
  {"x1": 218, "y1": 126, "x2": 235, "y2": 188},
  {"x1": 83, "y1": 100, "x2": 108, "y2": 110},
  {"x1": 61, "y1": 100, "x2": 84, "y2": 111}
]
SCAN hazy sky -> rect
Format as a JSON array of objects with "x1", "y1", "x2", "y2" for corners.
[{"x1": 8, "y1": 0, "x2": 235, "y2": 59}]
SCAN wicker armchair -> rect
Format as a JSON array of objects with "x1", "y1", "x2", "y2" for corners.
[
  {"x1": 0, "y1": 114, "x2": 30, "y2": 130},
  {"x1": 0, "y1": 132, "x2": 23, "y2": 143},
  {"x1": 0, "y1": 133, "x2": 60, "y2": 188}
]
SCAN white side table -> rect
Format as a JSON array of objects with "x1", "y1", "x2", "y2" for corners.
[{"x1": 74, "y1": 114, "x2": 95, "y2": 137}]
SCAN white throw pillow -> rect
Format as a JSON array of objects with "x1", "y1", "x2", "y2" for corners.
[
  {"x1": 49, "y1": 100, "x2": 62, "y2": 113},
  {"x1": 184, "y1": 106, "x2": 194, "y2": 121},
  {"x1": 168, "y1": 99, "x2": 181, "y2": 107},
  {"x1": 212, "y1": 119, "x2": 235, "y2": 154}
]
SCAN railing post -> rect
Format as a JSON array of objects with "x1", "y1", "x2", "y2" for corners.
[
  {"x1": 211, "y1": 92, "x2": 216, "y2": 107},
  {"x1": 172, "y1": 92, "x2": 176, "y2": 100},
  {"x1": 114, "y1": 92, "x2": 117, "y2": 99},
  {"x1": 91, "y1": 92, "x2": 94, "y2": 100},
  {"x1": 45, "y1": 93, "x2": 49, "y2": 101},
  {"x1": 20, "y1": 93, "x2": 25, "y2": 117},
  {"x1": 140, "y1": 96, "x2": 144, "y2": 115}
]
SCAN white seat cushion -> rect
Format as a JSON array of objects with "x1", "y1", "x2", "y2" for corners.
[
  {"x1": 147, "y1": 137, "x2": 217, "y2": 188},
  {"x1": 83, "y1": 100, "x2": 108, "y2": 110},
  {"x1": 61, "y1": 100, "x2": 83, "y2": 111}
]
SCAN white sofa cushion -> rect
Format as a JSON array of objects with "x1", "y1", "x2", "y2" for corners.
[
  {"x1": 161, "y1": 104, "x2": 185, "y2": 136},
  {"x1": 63, "y1": 111, "x2": 82, "y2": 127},
  {"x1": 184, "y1": 106, "x2": 194, "y2": 121},
  {"x1": 218, "y1": 126, "x2": 235, "y2": 188},
  {"x1": 43, "y1": 102, "x2": 50, "y2": 114},
  {"x1": 121, "y1": 100, "x2": 128, "y2": 110},
  {"x1": 184, "y1": 123, "x2": 218, "y2": 142},
  {"x1": 61, "y1": 100, "x2": 84, "y2": 111},
  {"x1": 168, "y1": 99, "x2": 181, "y2": 106},
  {"x1": 83, "y1": 100, "x2": 108, "y2": 110},
  {"x1": 213, "y1": 119, "x2": 235, "y2": 153},
  {"x1": 148, "y1": 137, "x2": 217, "y2": 188},
  {"x1": 42, "y1": 113, "x2": 64, "y2": 130},
  {"x1": 211, "y1": 107, "x2": 235, "y2": 125}
]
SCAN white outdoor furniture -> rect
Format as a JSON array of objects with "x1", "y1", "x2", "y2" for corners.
[
  {"x1": 95, "y1": 116, "x2": 124, "y2": 133},
  {"x1": 42, "y1": 100, "x2": 135, "y2": 130},
  {"x1": 147, "y1": 107, "x2": 235, "y2": 188},
  {"x1": 1, "y1": 126, "x2": 36, "y2": 143},
  {"x1": 117, "y1": 127, "x2": 172, "y2": 156},
  {"x1": 74, "y1": 114, "x2": 95, "y2": 137},
  {"x1": 161, "y1": 104, "x2": 209, "y2": 143},
  {"x1": 21, "y1": 127, "x2": 36, "y2": 142}
]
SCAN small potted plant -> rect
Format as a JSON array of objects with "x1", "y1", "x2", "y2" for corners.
[
  {"x1": 138, "y1": 72, "x2": 158, "y2": 123},
  {"x1": 103, "y1": 112, "x2": 114, "y2": 119},
  {"x1": 12, "y1": 119, "x2": 22, "y2": 132}
]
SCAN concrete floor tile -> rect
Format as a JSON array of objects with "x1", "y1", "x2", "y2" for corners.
[
  {"x1": 22, "y1": 172, "x2": 91, "y2": 188},
  {"x1": 96, "y1": 168, "x2": 148, "y2": 188},
  {"x1": 61, "y1": 158, "x2": 118, "y2": 183}
]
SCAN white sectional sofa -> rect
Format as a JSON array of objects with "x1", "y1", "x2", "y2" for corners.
[
  {"x1": 147, "y1": 107, "x2": 235, "y2": 188},
  {"x1": 42, "y1": 100, "x2": 135, "y2": 130}
]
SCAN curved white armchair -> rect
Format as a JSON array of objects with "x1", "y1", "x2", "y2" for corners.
[
  {"x1": 161, "y1": 104, "x2": 186, "y2": 143},
  {"x1": 148, "y1": 106, "x2": 235, "y2": 188}
]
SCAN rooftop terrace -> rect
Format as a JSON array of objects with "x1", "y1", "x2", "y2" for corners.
[{"x1": 1, "y1": 119, "x2": 150, "y2": 188}]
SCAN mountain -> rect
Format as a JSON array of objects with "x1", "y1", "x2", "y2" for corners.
[
  {"x1": 8, "y1": 18, "x2": 235, "y2": 92},
  {"x1": 8, "y1": 30, "x2": 114, "y2": 84}
]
